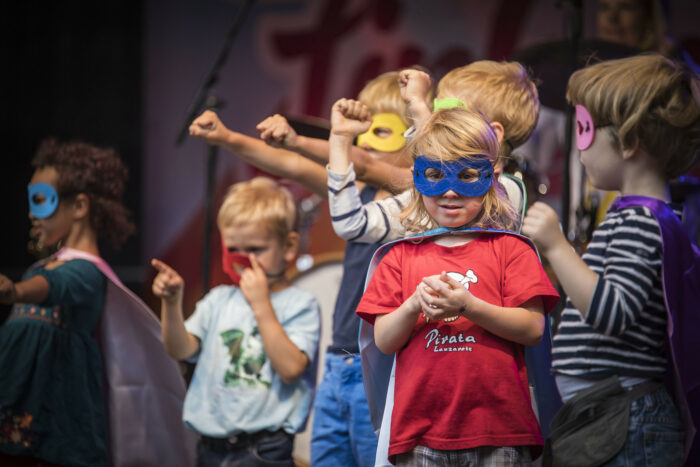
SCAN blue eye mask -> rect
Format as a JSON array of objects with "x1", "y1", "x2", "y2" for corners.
[
  {"x1": 413, "y1": 155, "x2": 494, "y2": 197},
  {"x1": 28, "y1": 182, "x2": 60, "y2": 219}
]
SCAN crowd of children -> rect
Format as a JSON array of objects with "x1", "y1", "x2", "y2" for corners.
[{"x1": 0, "y1": 52, "x2": 698, "y2": 467}]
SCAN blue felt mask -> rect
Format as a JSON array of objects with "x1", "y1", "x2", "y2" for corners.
[
  {"x1": 413, "y1": 155, "x2": 494, "y2": 197},
  {"x1": 28, "y1": 182, "x2": 60, "y2": 219}
]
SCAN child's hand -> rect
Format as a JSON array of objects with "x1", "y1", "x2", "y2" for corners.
[
  {"x1": 521, "y1": 201, "x2": 568, "y2": 256},
  {"x1": 256, "y1": 114, "x2": 299, "y2": 149},
  {"x1": 419, "y1": 272, "x2": 472, "y2": 321},
  {"x1": 189, "y1": 110, "x2": 229, "y2": 145},
  {"x1": 330, "y1": 98, "x2": 372, "y2": 138},
  {"x1": 0, "y1": 274, "x2": 17, "y2": 304},
  {"x1": 398, "y1": 69, "x2": 431, "y2": 106},
  {"x1": 239, "y1": 255, "x2": 270, "y2": 309},
  {"x1": 151, "y1": 259, "x2": 184, "y2": 304}
]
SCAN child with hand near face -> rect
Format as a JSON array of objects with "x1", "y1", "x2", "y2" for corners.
[
  {"x1": 327, "y1": 61, "x2": 538, "y2": 245},
  {"x1": 189, "y1": 70, "x2": 432, "y2": 467},
  {"x1": 345, "y1": 106, "x2": 559, "y2": 466},
  {"x1": 152, "y1": 177, "x2": 320, "y2": 467}
]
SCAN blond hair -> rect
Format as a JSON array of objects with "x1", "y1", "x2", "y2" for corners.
[
  {"x1": 438, "y1": 61, "x2": 539, "y2": 164},
  {"x1": 567, "y1": 53, "x2": 700, "y2": 179},
  {"x1": 358, "y1": 70, "x2": 433, "y2": 126},
  {"x1": 217, "y1": 177, "x2": 298, "y2": 242},
  {"x1": 401, "y1": 108, "x2": 518, "y2": 234}
]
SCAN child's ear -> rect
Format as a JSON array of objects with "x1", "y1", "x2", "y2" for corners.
[
  {"x1": 490, "y1": 121, "x2": 505, "y2": 144},
  {"x1": 621, "y1": 144, "x2": 638, "y2": 160},
  {"x1": 71, "y1": 194, "x2": 90, "y2": 220},
  {"x1": 283, "y1": 231, "x2": 300, "y2": 262}
]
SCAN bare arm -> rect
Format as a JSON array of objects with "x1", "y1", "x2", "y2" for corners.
[
  {"x1": 399, "y1": 69, "x2": 433, "y2": 131},
  {"x1": 257, "y1": 112, "x2": 412, "y2": 194},
  {"x1": 240, "y1": 256, "x2": 308, "y2": 383},
  {"x1": 373, "y1": 289, "x2": 422, "y2": 354},
  {"x1": 0, "y1": 273, "x2": 49, "y2": 305},
  {"x1": 151, "y1": 259, "x2": 200, "y2": 360},
  {"x1": 190, "y1": 110, "x2": 329, "y2": 198},
  {"x1": 521, "y1": 202, "x2": 598, "y2": 316},
  {"x1": 328, "y1": 98, "x2": 373, "y2": 173},
  {"x1": 421, "y1": 273, "x2": 545, "y2": 346}
]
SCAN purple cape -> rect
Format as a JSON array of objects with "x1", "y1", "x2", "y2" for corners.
[
  {"x1": 54, "y1": 249, "x2": 196, "y2": 466},
  {"x1": 611, "y1": 196, "x2": 699, "y2": 461}
]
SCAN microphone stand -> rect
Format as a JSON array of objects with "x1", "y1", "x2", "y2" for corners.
[
  {"x1": 558, "y1": 0, "x2": 582, "y2": 241},
  {"x1": 174, "y1": 0, "x2": 255, "y2": 293}
]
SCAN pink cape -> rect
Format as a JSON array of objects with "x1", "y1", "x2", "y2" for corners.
[{"x1": 54, "y1": 248, "x2": 196, "y2": 466}]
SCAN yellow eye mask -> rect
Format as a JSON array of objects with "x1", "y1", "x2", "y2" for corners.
[{"x1": 356, "y1": 113, "x2": 408, "y2": 153}]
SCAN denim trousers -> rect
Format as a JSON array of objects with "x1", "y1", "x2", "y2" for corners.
[
  {"x1": 602, "y1": 386, "x2": 684, "y2": 467},
  {"x1": 310, "y1": 353, "x2": 378, "y2": 467}
]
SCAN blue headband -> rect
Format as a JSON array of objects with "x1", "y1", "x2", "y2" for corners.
[
  {"x1": 28, "y1": 183, "x2": 60, "y2": 219},
  {"x1": 413, "y1": 155, "x2": 494, "y2": 197}
]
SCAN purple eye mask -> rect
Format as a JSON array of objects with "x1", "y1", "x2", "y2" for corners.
[{"x1": 413, "y1": 155, "x2": 493, "y2": 197}]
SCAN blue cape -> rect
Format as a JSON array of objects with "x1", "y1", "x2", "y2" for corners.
[{"x1": 358, "y1": 227, "x2": 562, "y2": 465}]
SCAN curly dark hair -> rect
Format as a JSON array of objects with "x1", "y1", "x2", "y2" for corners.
[{"x1": 31, "y1": 139, "x2": 136, "y2": 249}]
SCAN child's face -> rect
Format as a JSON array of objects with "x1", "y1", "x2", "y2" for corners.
[
  {"x1": 28, "y1": 167, "x2": 74, "y2": 247},
  {"x1": 422, "y1": 190, "x2": 485, "y2": 229},
  {"x1": 357, "y1": 113, "x2": 411, "y2": 168},
  {"x1": 579, "y1": 128, "x2": 624, "y2": 191},
  {"x1": 364, "y1": 144, "x2": 412, "y2": 168},
  {"x1": 221, "y1": 222, "x2": 294, "y2": 279}
]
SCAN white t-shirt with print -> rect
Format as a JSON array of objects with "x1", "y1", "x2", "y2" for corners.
[{"x1": 183, "y1": 284, "x2": 320, "y2": 437}]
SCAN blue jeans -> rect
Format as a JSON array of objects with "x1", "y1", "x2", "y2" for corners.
[
  {"x1": 311, "y1": 353, "x2": 378, "y2": 467},
  {"x1": 603, "y1": 386, "x2": 684, "y2": 467}
]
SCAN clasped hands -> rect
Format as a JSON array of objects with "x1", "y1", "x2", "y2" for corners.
[{"x1": 413, "y1": 272, "x2": 473, "y2": 322}]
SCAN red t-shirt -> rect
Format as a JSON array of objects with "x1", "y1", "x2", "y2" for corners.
[{"x1": 356, "y1": 233, "x2": 559, "y2": 460}]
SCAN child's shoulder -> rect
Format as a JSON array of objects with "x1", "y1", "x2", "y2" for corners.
[
  {"x1": 478, "y1": 230, "x2": 538, "y2": 254},
  {"x1": 273, "y1": 285, "x2": 319, "y2": 309},
  {"x1": 28, "y1": 257, "x2": 103, "y2": 283},
  {"x1": 201, "y1": 283, "x2": 240, "y2": 304},
  {"x1": 605, "y1": 204, "x2": 664, "y2": 232}
]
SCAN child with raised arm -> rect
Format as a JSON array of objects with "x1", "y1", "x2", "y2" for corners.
[
  {"x1": 190, "y1": 71, "x2": 431, "y2": 467},
  {"x1": 522, "y1": 54, "x2": 700, "y2": 466},
  {"x1": 346, "y1": 106, "x2": 559, "y2": 465},
  {"x1": 0, "y1": 140, "x2": 192, "y2": 467},
  {"x1": 152, "y1": 177, "x2": 320, "y2": 467},
  {"x1": 326, "y1": 61, "x2": 539, "y2": 244},
  {"x1": 189, "y1": 71, "x2": 414, "y2": 198}
]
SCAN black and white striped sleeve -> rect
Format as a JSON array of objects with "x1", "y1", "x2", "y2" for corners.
[
  {"x1": 583, "y1": 208, "x2": 664, "y2": 336},
  {"x1": 327, "y1": 164, "x2": 408, "y2": 243}
]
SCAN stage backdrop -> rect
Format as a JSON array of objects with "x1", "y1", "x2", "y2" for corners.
[{"x1": 143, "y1": 0, "x2": 700, "y2": 312}]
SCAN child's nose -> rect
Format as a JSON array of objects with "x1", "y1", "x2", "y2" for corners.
[{"x1": 443, "y1": 190, "x2": 459, "y2": 198}]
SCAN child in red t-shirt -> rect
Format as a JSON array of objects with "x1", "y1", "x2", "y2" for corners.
[{"x1": 337, "y1": 104, "x2": 560, "y2": 465}]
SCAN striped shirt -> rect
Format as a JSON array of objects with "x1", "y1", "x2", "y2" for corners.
[
  {"x1": 327, "y1": 164, "x2": 524, "y2": 244},
  {"x1": 552, "y1": 204, "x2": 682, "y2": 379}
]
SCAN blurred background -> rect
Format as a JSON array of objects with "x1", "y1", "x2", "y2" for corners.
[{"x1": 2, "y1": 0, "x2": 699, "y2": 310}]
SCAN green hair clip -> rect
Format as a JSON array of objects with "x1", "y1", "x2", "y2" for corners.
[{"x1": 433, "y1": 97, "x2": 467, "y2": 111}]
